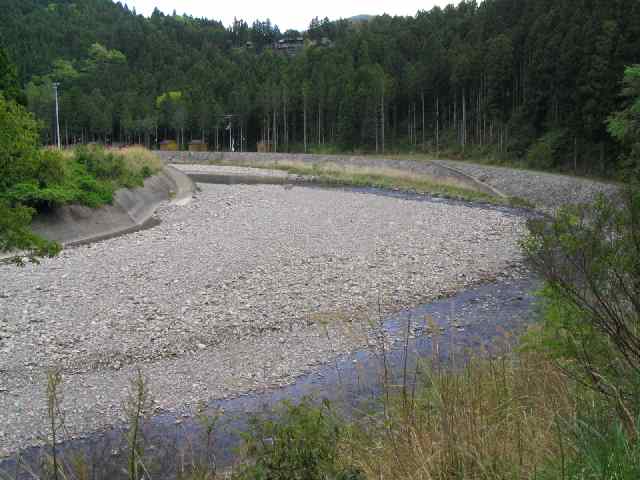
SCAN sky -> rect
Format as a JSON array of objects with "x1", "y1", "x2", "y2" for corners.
[{"x1": 120, "y1": 0, "x2": 460, "y2": 32}]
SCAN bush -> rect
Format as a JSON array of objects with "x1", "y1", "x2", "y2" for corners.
[
  {"x1": 0, "y1": 199, "x2": 59, "y2": 263},
  {"x1": 0, "y1": 94, "x2": 62, "y2": 260},
  {"x1": 523, "y1": 186, "x2": 640, "y2": 434},
  {"x1": 0, "y1": 94, "x2": 41, "y2": 191},
  {"x1": 1, "y1": 96, "x2": 161, "y2": 261},
  {"x1": 119, "y1": 146, "x2": 163, "y2": 176},
  {"x1": 526, "y1": 128, "x2": 568, "y2": 170},
  {"x1": 37, "y1": 149, "x2": 67, "y2": 186},
  {"x1": 234, "y1": 399, "x2": 363, "y2": 480}
]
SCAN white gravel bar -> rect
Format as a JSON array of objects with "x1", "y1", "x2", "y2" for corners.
[
  {"x1": 177, "y1": 164, "x2": 294, "y2": 178},
  {"x1": 434, "y1": 159, "x2": 619, "y2": 211},
  {"x1": 0, "y1": 182, "x2": 525, "y2": 457}
]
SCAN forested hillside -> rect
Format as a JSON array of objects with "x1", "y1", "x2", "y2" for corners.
[{"x1": 1, "y1": 0, "x2": 639, "y2": 173}]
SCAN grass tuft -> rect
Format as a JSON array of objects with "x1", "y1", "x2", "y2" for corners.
[{"x1": 341, "y1": 351, "x2": 573, "y2": 480}]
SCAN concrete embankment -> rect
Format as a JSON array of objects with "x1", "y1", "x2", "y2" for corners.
[
  {"x1": 156, "y1": 151, "x2": 504, "y2": 198},
  {"x1": 29, "y1": 166, "x2": 195, "y2": 246},
  {"x1": 157, "y1": 151, "x2": 619, "y2": 211}
]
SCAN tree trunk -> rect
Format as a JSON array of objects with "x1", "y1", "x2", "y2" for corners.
[
  {"x1": 435, "y1": 96, "x2": 440, "y2": 158},
  {"x1": 381, "y1": 87, "x2": 385, "y2": 154},
  {"x1": 317, "y1": 103, "x2": 321, "y2": 146},
  {"x1": 462, "y1": 88, "x2": 467, "y2": 153},
  {"x1": 421, "y1": 91, "x2": 425, "y2": 149},
  {"x1": 273, "y1": 109, "x2": 277, "y2": 153},
  {"x1": 303, "y1": 96, "x2": 307, "y2": 153},
  {"x1": 375, "y1": 107, "x2": 379, "y2": 153}
]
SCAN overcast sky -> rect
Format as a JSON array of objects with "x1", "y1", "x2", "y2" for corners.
[{"x1": 120, "y1": 0, "x2": 460, "y2": 32}]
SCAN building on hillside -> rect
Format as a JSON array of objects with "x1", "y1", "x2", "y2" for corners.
[
  {"x1": 159, "y1": 140, "x2": 178, "y2": 151},
  {"x1": 273, "y1": 37, "x2": 304, "y2": 57},
  {"x1": 309, "y1": 37, "x2": 334, "y2": 48},
  {"x1": 188, "y1": 139, "x2": 208, "y2": 152}
]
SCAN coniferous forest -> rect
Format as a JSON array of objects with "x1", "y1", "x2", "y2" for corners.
[{"x1": 1, "y1": 0, "x2": 639, "y2": 173}]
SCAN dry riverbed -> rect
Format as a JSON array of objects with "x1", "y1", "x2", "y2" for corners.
[{"x1": 0, "y1": 182, "x2": 525, "y2": 457}]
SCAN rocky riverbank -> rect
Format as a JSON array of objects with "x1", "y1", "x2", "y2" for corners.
[{"x1": 0, "y1": 182, "x2": 525, "y2": 457}]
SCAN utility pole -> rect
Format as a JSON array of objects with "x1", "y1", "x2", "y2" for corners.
[{"x1": 52, "y1": 82, "x2": 61, "y2": 149}]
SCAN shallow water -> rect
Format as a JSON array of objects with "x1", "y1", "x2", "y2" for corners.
[{"x1": 1, "y1": 275, "x2": 540, "y2": 479}]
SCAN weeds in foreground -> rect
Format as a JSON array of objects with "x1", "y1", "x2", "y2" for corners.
[
  {"x1": 5, "y1": 347, "x2": 638, "y2": 480},
  {"x1": 342, "y1": 352, "x2": 573, "y2": 480},
  {"x1": 232, "y1": 399, "x2": 363, "y2": 480},
  {"x1": 45, "y1": 368, "x2": 64, "y2": 480},
  {"x1": 124, "y1": 367, "x2": 153, "y2": 480}
]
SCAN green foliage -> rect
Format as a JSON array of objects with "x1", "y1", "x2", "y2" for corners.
[
  {"x1": 0, "y1": 200, "x2": 60, "y2": 264},
  {"x1": 0, "y1": 94, "x2": 41, "y2": 190},
  {"x1": 526, "y1": 138, "x2": 554, "y2": 170},
  {"x1": 0, "y1": 47, "x2": 25, "y2": 105},
  {"x1": 2, "y1": 0, "x2": 638, "y2": 169},
  {"x1": 539, "y1": 401, "x2": 640, "y2": 480},
  {"x1": 607, "y1": 65, "x2": 640, "y2": 175},
  {"x1": 0, "y1": 88, "x2": 159, "y2": 262},
  {"x1": 2, "y1": 145, "x2": 158, "y2": 212},
  {"x1": 234, "y1": 399, "x2": 363, "y2": 480},
  {"x1": 0, "y1": 94, "x2": 61, "y2": 261},
  {"x1": 523, "y1": 187, "x2": 640, "y2": 427},
  {"x1": 526, "y1": 128, "x2": 569, "y2": 169},
  {"x1": 565, "y1": 418, "x2": 640, "y2": 479}
]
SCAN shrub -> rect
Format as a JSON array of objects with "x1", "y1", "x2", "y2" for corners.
[
  {"x1": 607, "y1": 65, "x2": 640, "y2": 175},
  {"x1": 343, "y1": 352, "x2": 570, "y2": 480},
  {"x1": 523, "y1": 186, "x2": 640, "y2": 435},
  {"x1": 74, "y1": 146, "x2": 127, "y2": 181},
  {"x1": 234, "y1": 399, "x2": 363, "y2": 480},
  {"x1": 119, "y1": 146, "x2": 163, "y2": 177},
  {"x1": 527, "y1": 138, "x2": 554, "y2": 169},
  {"x1": 526, "y1": 128, "x2": 568, "y2": 170},
  {"x1": 1, "y1": 97, "x2": 162, "y2": 262},
  {"x1": 0, "y1": 94, "x2": 40, "y2": 191},
  {"x1": 37, "y1": 149, "x2": 67, "y2": 186},
  {"x1": 0, "y1": 94, "x2": 61, "y2": 261},
  {"x1": 0, "y1": 199, "x2": 59, "y2": 263}
]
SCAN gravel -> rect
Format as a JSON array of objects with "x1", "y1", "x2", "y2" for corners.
[
  {"x1": 160, "y1": 151, "x2": 621, "y2": 212},
  {"x1": 0, "y1": 182, "x2": 525, "y2": 457},
  {"x1": 177, "y1": 164, "x2": 294, "y2": 178},
  {"x1": 433, "y1": 159, "x2": 620, "y2": 211}
]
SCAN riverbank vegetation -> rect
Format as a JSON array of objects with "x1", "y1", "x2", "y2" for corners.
[
  {"x1": 6, "y1": 184, "x2": 640, "y2": 479},
  {"x1": 0, "y1": 81, "x2": 160, "y2": 262},
  {"x1": 209, "y1": 158, "x2": 520, "y2": 206},
  {"x1": 2, "y1": 0, "x2": 639, "y2": 176},
  {"x1": 2, "y1": 1, "x2": 640, "y2": 477}
]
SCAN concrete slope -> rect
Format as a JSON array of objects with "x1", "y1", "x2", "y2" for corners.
[
  {"x1": 30, "y1": 166, "x2": 195, "y2": 246},
  {"x1": 158, "y1": 151, "x2": 619, "y2": 211},
  {"x1": 157, "y1": 151, "x2": 503, "y2": 198}
]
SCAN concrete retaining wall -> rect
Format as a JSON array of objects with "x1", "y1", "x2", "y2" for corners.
[
  {"x1": 156, "y1": 151, "x2": 504, "y2": 198},
  {"x1": 30, "y1": 166, "x2": 195, "y2": 246}
]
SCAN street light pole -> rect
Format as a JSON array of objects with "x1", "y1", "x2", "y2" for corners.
[{"x1": 52, "y1": 82, "x2": 61, "y2": 149}]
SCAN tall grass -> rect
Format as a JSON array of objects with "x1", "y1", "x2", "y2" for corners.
[
  {"x1": 118, "y1": 147, "x2": 164, "y2": 177},
  {"x1": 341, "y1": 351, "x2": 573, "y2": 480},
  {"x1": 5, "y1": 348, "x2": 636, "y2": 480}
]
